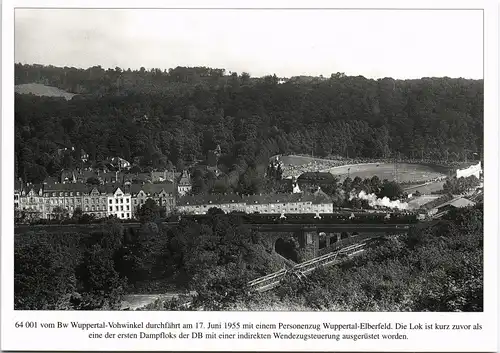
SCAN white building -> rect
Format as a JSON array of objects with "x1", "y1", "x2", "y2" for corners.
[
  {"x1": 456, "y1": 162, "x2": 482, "y2": 179},
  {"x1": 177, "y1": 171, "x2": 192, "y2": 196},
  {"x1": 107, "y1": 187, "x2": 132, "y2": 219}
]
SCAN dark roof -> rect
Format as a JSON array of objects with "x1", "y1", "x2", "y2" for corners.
[
  {"x1": 43, "y1": 177, "x2": 60, "y2": 185},
  {"x1": 177, "y1": 192, "x2": 332, "y2": 206},
  {"x1": 43, "y1": 183, "x2": 89, "y2": 193},
  {"x1": 178, "y1": 172, "x2": 191, "y2": 185},
  {"x1": 130, "y1": 182, "x2": 175, "y2": 196}
]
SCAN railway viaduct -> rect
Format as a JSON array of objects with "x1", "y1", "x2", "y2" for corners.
[{"x1": 251, "y1": 224, "x2": 411, "y2": 262}]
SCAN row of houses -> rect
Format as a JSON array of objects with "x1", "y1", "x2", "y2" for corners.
[
  {"x1": 176, "y1": 191, "x2": 335, "y2": 215},
  {"x1": 15, "y1": 180, "x2": 176, "y2": 221},
  {"x1": 58, "y1": 168, "x2": 192, "y2": 192}
]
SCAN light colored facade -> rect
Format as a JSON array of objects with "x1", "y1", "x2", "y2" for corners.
[
  {"x1": 456, "y1": 162, "x2": 482, "y2": 179},
  {"x1": 177, "y1": 172, "x2": 192, "y2": 196},
  {"x1": 42, "y1": 184, "x2": 87, "y2": 219},
  {"x1": 107, "y1": 187, "x2": 132, "y2": 219},
  {"x1": 176, "y1": 193, "x2": 334, "y2": 215},
  {"x1": 15, "y1": 181, "x2": 179, "y2": 221},
  {"x1": 131, "y1": 183, "x2": 176, "y2": 217},
  {"x1": 83, "y1": 187, "x2": 108, "y2": 219},
  {"x1": 19, "y1": 186, "x2": 45, "y2": 220}
]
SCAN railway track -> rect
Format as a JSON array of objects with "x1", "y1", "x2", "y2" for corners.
[{"x1": 248, "y1": 242, "x2": 367, "y2": 293}]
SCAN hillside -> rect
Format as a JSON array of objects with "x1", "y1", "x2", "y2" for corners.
[{"x1": 15, "y1": 83, "x2": 76, "y2": 100}]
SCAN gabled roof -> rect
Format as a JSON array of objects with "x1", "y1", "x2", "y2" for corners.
[{"x1": 178, "y1": 171, "x2": 191, "y2": 185}]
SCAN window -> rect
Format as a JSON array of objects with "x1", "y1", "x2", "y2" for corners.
[
  {"x1": 109, "y1": 206, "x2": 112, "y2": 211},
  {"x1": 60, "y1": 192, "x2": 63, "y2": 196},
  {"x1": 121, "y1": 213, "x2": 124, "y2": 218},
  {"x1": 126, "y1": 199, "x2": 129, "y2": 203},
  {"x1": 70, "y1": 192, "x2": 73, "y2": 196},
  {"x1": 109, "y1": 199, "x2": 112, "y2": 204},
  {"x1": 126, "y1": 205, "x2": 129, "y2": 211},
  {"x1": 120, "y1": 206, "x2": 123, "y2": 211},
  {"x1": 120, "y1": 198, "x2": 123, "y2": 204},
  {"x1": 126, "y1": 213, "x2": 130, "y2": 218},
  {"x1": 52, "y1": 193, "x2": 56, "y2": 197},
  {"x1": 115, "y1": 206, "x2": 119, "y2": 211},
  {"x1": 76, "y1": 192, "x2": 80, "y2": 196}
]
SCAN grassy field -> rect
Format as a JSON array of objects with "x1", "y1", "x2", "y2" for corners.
[
  {"x1": 15, "y1": 83, "x2": 76, "y2": 100},
  {"x1": 323, "y1": 163, "x2": 445, "y2": 183},
  {"x1": 278, "y1": 155, "x2": 446, "y2": 184}
]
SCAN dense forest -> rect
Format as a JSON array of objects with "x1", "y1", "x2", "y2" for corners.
[
  {"x1": 15, "y1": 204, "x2": 483, "y2": 311},
  {"x1": 15, "y1": 64, "x2": 483, "y2": 195}
]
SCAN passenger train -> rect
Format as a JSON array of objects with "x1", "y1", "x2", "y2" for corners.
[{"x1": 165, "y1": 210, "x2": 419, "y2": 225}]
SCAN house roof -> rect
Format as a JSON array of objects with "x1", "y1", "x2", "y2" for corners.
[
  {"x1": 449, "y1": 198, "x2": 476, "y2": 208},
  {"x1": 130, "y1": 182, "x2": 175, "y2": 196},
  {"x1": 177, "y1": 192, "x2": 332, "y2": 206},
  {"x1": 178, "y1": 171, "x2": 191, "y2": 185}
]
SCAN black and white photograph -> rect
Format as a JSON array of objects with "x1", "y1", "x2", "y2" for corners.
[{"x1": 12, "y1": 7, "x2": 485, "y2": 314}]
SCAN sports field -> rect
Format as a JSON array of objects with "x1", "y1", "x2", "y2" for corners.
[{"x1": 322, "y1": 163, "x2": 445, "y2": 183}]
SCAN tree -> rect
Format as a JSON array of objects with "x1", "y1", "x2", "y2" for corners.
[
  {"x1": 72, "y1": 207, "x2": 83, "y2": 220},
  {"x1": 74, "y1": 244, "x2": 125, "y2": 310},
  {"x1": 52, "y1": 206, "x2": 68, "y2": 220},
  {"x1": 15, "y1": 238, "x2": 77, "y2": 309},
  {"x1": 137, "y1": 198, "x2": 163, "y2": 223},
  {"x1": 378, "y1": 181, "x2": 403, "y2": 200}
]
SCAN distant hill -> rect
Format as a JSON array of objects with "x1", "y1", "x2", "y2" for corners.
[{"x1": 15, "y1": 83, "x2": 76, "y2": 100}]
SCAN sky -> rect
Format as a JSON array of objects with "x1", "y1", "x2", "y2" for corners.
[{"x1": 14, "y1": 8, "x2": 483, "y2": 79}]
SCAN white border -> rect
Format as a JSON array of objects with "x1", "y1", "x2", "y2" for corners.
[{"x1": 2, "y1": 0, "x2": 498, "y2": 351}]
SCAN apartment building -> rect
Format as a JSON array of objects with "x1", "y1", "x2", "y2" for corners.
[
  {"x1": 107, "y1": 187, "x2": 132, "y2": 220},
  {"x1": 130, "y1": 182, "x2": 176, "y2": 217},
  {"x1": 16, "y1": 181, "x2": 176, "y2": 221},
  {"x1": 176, "y1": 192, "x2": 333, "y2": 215}
]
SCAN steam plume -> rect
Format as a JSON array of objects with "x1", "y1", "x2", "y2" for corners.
[{"x1": 350, "y1": 190, "x2": 409, "y2": 210}]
